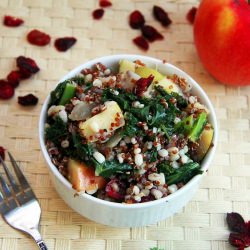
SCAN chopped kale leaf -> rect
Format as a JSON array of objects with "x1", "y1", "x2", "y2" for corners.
[
  {"x1": 71, "y1": 133, "x2": 94, "y2": 162},
  {"x1": 94, "y1": 159, "x2": 133, "y2": 178},
  {"x1": 102, "y1": 88, "x2": 136, "y2": 110},
  {"x1": 49, "y1": 80, "x2": 68, "y2": 106},
  {"x1": 121, "y1": 112, "x2": 144, "y2": 137},
  {"x1": 45, "y1": 117, "x2": 68, "y2": 146},
  {"x1": 147, "y1": 149, "x2": 158, "y2": 163},
  {"x1": 159, "y1": 162, "x2": 203, "y2": 185},
  {"x1": 71, "y1": 75, "x2": 85, "y2": 85}
]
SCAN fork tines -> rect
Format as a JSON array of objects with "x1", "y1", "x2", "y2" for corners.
[{"x1": 0, "y1": 152, "x2": 35, "y2": 211}]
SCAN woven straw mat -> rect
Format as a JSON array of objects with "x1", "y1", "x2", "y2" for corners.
[{"x1": 0, "y1": 0, "x2": 249, "y2": 250}]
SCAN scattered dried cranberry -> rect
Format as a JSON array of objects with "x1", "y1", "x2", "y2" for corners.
[
  {"x1": 226, "y1": 213, "x2": 250, "y2": 249},
  {"x1": 27, "y1": 29, "x2": 51, "y2": 46},
  {"x1": 92, "y1": 8, "x2": 105, "y2": 20},
  {"x1": 54, "y1": 37, "x2": 77, "y2": 52},
  {"x1": 227, "y1": 213, "x2": 248, "y2": 234},
  {"x1": 134, "y1": 75, "x2": 154, "y2": 96},
  {"x1": 246, "y1": 221, "x2": 250, "y2": 234},
  {"x1": 133, "y1": 36, "x2": 149, "y2": 51},
  {"x1": 3, "y1": 15, "x2": 24, "y2": 27},
  {"x1": 129, "y1": 10, "x2": 145, "y2": 29},
  {"x1": 141, "y1": 25, "x2": 164, "y2": 42},
  {"x1": 16, "y1": 56, "x2": 40, "y2": 74},
  {"x1": 105, "y1": 179, "x2": 126, "y2": 200},
  {"x1": 18, "y1": 69, "x2": 32, "y2": 80},
  {"x1": 99, "y1": 0, "x2": 112, "y2": 7},
  {"x1": 7, "y1": 71, "x2": 21, "y2": 88},
  {"x1": 229, "y1": 233, "x2": 250, "y2": 248},
  {"x1": 0, "y1": 80, "x2": 14, "y2": 99},
  {"x1": 18, "y1": 94, "x2": 38, "y2": 106},
  {"x1": 186, "y1": 7, "x2": 197, "y2": 24},
  {"x1": 0, "y1": 146, "x2": 5, "y2": 160},
  {"x1": 153, "y1": 5, "x2": 172, "y2": 27}
]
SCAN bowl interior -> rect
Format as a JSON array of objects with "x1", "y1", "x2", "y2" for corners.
[{"x1": 39, "y1": 54, "x2": 218, "y2": 208}]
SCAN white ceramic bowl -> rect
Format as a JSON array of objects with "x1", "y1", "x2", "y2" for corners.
[{"x1": 39, "y1": 54, "x2": 218, "y2": 227}]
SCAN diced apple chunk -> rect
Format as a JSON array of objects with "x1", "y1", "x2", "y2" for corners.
[
  {"x1": 135, "y1": 66, "x2": 164, "y2": 82},
  {"x1": 68, "y1": 159, "x2": 106, "y2": 193},
  {"x1": 79, "y1": 101, "x2": 125, "y2": 142},
  {"x1": 195, "y1": 124, "x2": 214, "y2": 161},
  {"x1": 155, "y1": 78, "x2": 182, "y2": 95},
  {"x1": 143, "y1": 78, "x2": 181, "y2": 98},
  {"x1": 119, "y1": 59, "x2": 136, "y2": 73}
]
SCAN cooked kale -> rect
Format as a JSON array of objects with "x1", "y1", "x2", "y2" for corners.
[
  {"x1": 102, "y1": 87, "x2": 180, "y2": 138},
  {"x1": 49, "y1": 80, "x2": 68, "y2": 106},
  {"x1": 45, "y1": 117, "x2": 68, "y2": 146},
  {"x1": 71, "y1": 75, "x2": 85, "y2": 85},
  {"x1": 172, "y1": 92, "x2": 188, "y2": 109},
  {"x1": 155, "y1": 85, "x2": 188, "y2": 109},
  {"x1": 158, "y1": 162, "x2": 203, "y2": 185},
  {"x1": 157, "y1": 162, "x2": 175, "y2": 176},
  {"x1": 102, "y1": 88, "x2": 136, "y2": 110},
  {"x1": 147, "y1": 149, "x2": 158, "y2": 163},
  {"x1": 71, "y1": 133, "x2": 94, "y2": 162},
  {"x1": 121, "y1": 112, "x2": 144, "y2": 137},
  {"x1": 94, "y1": 159, "x2": 133, "y2": 178}
]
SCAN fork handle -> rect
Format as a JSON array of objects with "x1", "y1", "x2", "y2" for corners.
[{"x1": 37, "y1": 240, "x2": 48, "y2": 250}]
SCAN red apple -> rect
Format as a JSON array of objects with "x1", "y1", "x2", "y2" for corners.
[{"x1": 194, "y1": 0, "x2": 250, "y2": 86}]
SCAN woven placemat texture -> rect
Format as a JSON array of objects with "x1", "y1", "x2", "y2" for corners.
[{"x1": 0, "y1": 0, "x2": 249, "y2": 249}]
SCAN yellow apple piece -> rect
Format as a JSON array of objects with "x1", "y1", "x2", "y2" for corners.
[
  {"x1": 79, "y1": 101, "x2": 125, "y2": 142},
  {"x1": 155, "y1": 78, "x2": 182, "y2": 95},
  {"x1": 195, "y1": 124, "x2": 214, "y2": 161},
  {"x1": 68, "y1": 159, "x2": 106, "y2": 193},
  {"x1": 143, "y1": 77, "x2": 181, "y2": 98},
  {"x1": 135, "y1": 66, "x2": 165, "y2": 82},
  {"x1": 119, "y1": 59, "x2": 136, "y2": 73}
]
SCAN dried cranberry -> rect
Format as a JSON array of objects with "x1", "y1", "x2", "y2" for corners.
[
  {"x1": 141, "y1": 25, "x2": 164, "y2": 42},
  {"x1": 153, "y1": 6, "x2": 172, "y2": 27},
  {"x1": 226, "y1": 213, "x2": 250, "y2": 249},
  {"x1": 0, "y1": 80, "x2": 14, "y2": 99},
  {"x1": 227, "y1": 213, "x2": 248, "y2": 234},
  {"x1": 18, "y1": 94, "x2": 38, "y2": 106},
  {"x1": 54, "y1": 37, "x2": 77, "y2": 52},
  {"x1": 129, "y1": 10, "x2": 145, "y2": 29},
  {"x1": 229, "y1": 233, "x2": 250, "y2": 248},
  {"x1": 134, "y1": 75, "x2": 154, "y2": 96},
  {"x1": 0, "y1": 146, "x2": 5, "y2": 160},
  {"x1": 133, "y1": 36, "x2": 149, "y2": 51},
  {"x1": 92, "y1": 8, "x2": 105, "y2": 20},
  {"x1": 246, "y1": 221, "x2": 250, "y2": 234},
  {"x1": 105, "y1": 179, "x2": 126, "y2": 200},
  {"x1": 16, "y1": 56, "x2": 40, "y2": 74},
  {"x1": 19, "y1": 69, "x2": 32, "y2": 80},
  {"x1": 7, "y1": 71, "x2": 21, "y2": 88},
  {"x1": 99, "y1": 0, "x2": 112, "y2": 7},
  {"x1": 3, "y1": 15, "x2": 24, "y2": 27},
  {"x1": 186, "y1": 7, "x2": 197, "y2": 24},
  {"x1": 27, "y1": 29, "x2": 51, "y2": 46}
]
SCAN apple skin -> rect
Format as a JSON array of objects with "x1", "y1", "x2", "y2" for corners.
[{"x1": 194, "y1": 0, "x2": 250, "y2": 86}]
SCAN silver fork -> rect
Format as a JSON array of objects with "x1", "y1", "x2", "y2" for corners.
[{"x1": 0, "y1": 152, "x2": 48, "y2": 250}]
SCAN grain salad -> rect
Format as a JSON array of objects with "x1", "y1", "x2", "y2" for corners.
[{"x1": 45, "y1": 59, "x2": 214, "y2": 203}]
